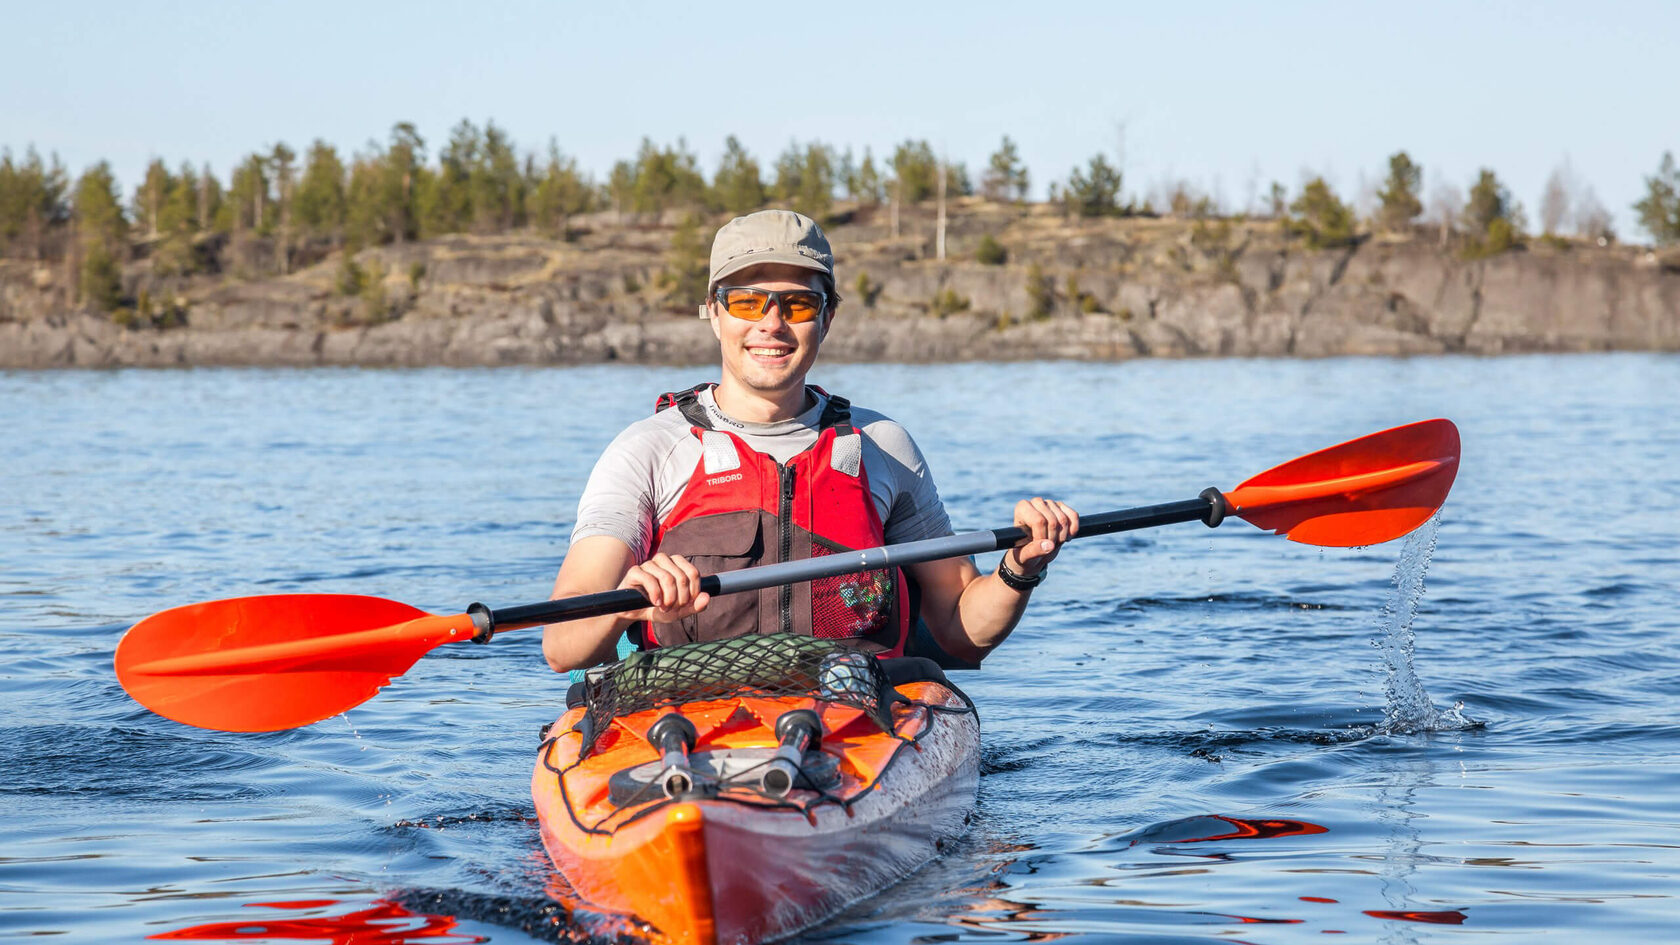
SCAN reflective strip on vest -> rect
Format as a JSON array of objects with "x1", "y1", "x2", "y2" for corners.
[
  {"x1": 700, "y1": 431, "x2": 740, "y2": 475},
  {"x1": 830, "y1": 431, "x2": 862, "y2": 477}
]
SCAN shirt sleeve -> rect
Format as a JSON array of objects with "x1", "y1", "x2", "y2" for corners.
[
  {"x1": 856, "y1": 413, "x2": 954, "y2": 545},
  {"x1": 568, "y1": 423, "x2": 667, "y2": 562}
]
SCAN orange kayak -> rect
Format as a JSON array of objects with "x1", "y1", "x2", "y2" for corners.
[{"x1": 531, "y1": 634, "x2": 980, "y2": 945}]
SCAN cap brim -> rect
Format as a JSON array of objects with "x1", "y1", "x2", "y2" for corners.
[{"x1": 711, "y1": 251, "x2": 832, "y2": 287}]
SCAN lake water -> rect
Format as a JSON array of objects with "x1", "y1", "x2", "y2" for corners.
[{"x1": 3, "y1": 354, "x2": 1677, "y2": 943}]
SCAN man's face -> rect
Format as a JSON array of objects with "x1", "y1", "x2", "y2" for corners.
[{"x1": 708, "y1": 263, "x2": 831, "y2": 401}]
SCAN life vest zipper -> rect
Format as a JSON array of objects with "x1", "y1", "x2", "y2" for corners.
[{"x1": 778, "y1": 462, "x2": 795, "y2": 635}]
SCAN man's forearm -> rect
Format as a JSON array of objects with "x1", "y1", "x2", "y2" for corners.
[
  {"x1": 541, "y1": 608, "x2": 634, "y2": 674},
  {"x1": 541, "y1": 535, "x2": 639, "y2": 673}
]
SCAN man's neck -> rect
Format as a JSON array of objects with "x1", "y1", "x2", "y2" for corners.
[{"x1": 712, "y1": 381, "x2": 809, "y2": 424}]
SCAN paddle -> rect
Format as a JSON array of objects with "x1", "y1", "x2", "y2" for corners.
[{"x1": 115, "y1": 418, "x2": 1459, "y2": 733}]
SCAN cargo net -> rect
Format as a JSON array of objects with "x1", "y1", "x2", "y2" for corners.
[{"x1": 576, "y1": 633, "x2": 891, "y2": 757}]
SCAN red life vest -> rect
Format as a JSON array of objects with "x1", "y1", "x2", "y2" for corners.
[{"x1": 636, "y1": 384, "x2": 911, "y2": 657}]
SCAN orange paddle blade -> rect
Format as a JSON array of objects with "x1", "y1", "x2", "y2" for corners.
[
  {"x1": 1223, "y1": 418, "x2": 1460, "y2": 546},
  {"x1": 114, "y1": 594, "x2": 477, "y2": 732}
]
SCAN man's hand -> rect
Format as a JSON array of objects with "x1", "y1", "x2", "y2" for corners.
[
  {"x1": 1005, "y1": 497, "x2": 1080, "y2": 577},
  {"x1": 620, "y1": 552, "x2": 711, "y2": 623}
]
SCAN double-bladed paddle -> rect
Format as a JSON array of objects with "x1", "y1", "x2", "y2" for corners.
[{"x1": 115, "y1": 418, "x2": 1459, "y2": 733}]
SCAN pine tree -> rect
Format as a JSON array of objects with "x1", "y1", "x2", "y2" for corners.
[
  {"x1": 1267, "y1": 181, "x2": 1288, "y2": 219},
  {"x1": 198, "y1": 163, "x2": 221, "y2": 233},
  {"x1": 712, "y1": 135, "x2": 765, "y2": 214},
  {"x1": 135, "y1": 159, "x2": 172, "y2": 239},
  {"x1": 421, "y1": 120, "x2": 474, "y2": 238},
  {"x1": 0, "y1": 147, "x2": 69, "y2": 259},
  {"x1": 1065, "y1": 154, "x2": 1122, "y2": 217},
  {"x1": 890, "y1": 140, "x2": 938, "y2": 203},
  {"x1": 294, "y1": 140, "x2": 348, "y2": 241},
  {"x1": 982, "y1": 136, "x2": 1030, "y2": 202},
  {"x1": 270, "y1": 142, "x2": 296, "y2": 272},
  {"x1": 662, "y1": 213, "x2": 710, "y2": 308},
  {"x1": 527, "y1": 140, "x2": 593, "y2": 237},
  {"x1": 471, "y1": 120, "x2": 523, "y2": 232},
  {"x1": 1463, "y1": 168, "x2": 1523, "y2": 253},
  {"x1": 773, "y1": 141, "x2": 804, "y2": 206},
  {"x1": 788, "y1": 142, "x2": 835, "y2": 220},
  {"x1": 154, "y1": 161, "x2": 201, "y2": 275},
  {"x1": 1633, "y1": 151, "x2": 1680, "y2": 245},
  {"x1": 1376, "y1": 151, "x2": 1423, "y2": 233},
  {"x1": 384, "y1": 122, "x2": 427, "y2": 243},
  {"x1": 1288, "y1": 177, "x2": 1356, "y2": 248},
  {"x1": 607, "y1": 160, "x2": 635, "y2": 218},
  {"x1": 0, "y1": 150, "x2": 21, "y2": 250},
  {"x1": 73, "y1": 161, "x2": 126, "y2": 310},
  {"x1": 854, "y1": 148, "x2": 882, "y2": 205},
  {"x1": 344, "y1": 154, "x2": 385, "y2": 250},
  {"x1": 629, "y1": 138, "x2": 707, "y2": 215},
  {"x1": 224, "y1": 154, "x2": 271, "y2": 235},
  {"x1": 837, "y1": 148, "x2": 856, "y2": 204}
]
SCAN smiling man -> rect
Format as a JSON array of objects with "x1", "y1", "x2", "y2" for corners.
[{"x1": 541, "y1": 210, "x2": 1077, "y2": 673}]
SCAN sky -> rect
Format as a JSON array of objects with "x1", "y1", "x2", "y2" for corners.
[{"x1": 5, "y1": 0, "x2": 1676, "y2": 239}]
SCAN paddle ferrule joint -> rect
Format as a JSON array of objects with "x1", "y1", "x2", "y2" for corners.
[
  {"x1": 467, "y1": 602, "x2": 495, "y2": 644},
  {"x1": 1200, "y1": 487, "x2": 1228, "y2": 528}
]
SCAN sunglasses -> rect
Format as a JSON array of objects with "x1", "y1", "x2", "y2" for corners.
[{"x1": 713, "y1": 286, "x2": 828, "y2": 324}]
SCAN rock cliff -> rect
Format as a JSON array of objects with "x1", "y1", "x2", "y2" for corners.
[{"x1": 2, "y1": 203, "x2": 1676, "y2": 368}]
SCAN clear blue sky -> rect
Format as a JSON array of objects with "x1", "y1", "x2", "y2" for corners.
[{"x1": 5, "y1": 0, "x2": 1676, "y2": 239}]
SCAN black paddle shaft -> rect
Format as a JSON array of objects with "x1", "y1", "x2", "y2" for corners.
[{"x1": 476, "y1": 489, "x2": 1225, "y2": 637}]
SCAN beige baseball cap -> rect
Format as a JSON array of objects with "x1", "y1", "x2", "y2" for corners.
[{"x1": 707, "y1": 209, "x2": 834, "y2": 290}]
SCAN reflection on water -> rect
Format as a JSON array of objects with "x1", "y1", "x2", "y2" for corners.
[
  {"x1": 1119, "y1": 815, "x2": 1329, "y2": 846},
  {"x1": 1362, "y1": 909, "x2": 1468, "y2": 925},
  {"x1": 150, "y1": 900, "x2": 485, "y2": 944}
]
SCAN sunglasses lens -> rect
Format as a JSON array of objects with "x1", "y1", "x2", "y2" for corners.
[
  {"x1": 782, "y1": 292, "x2": 822, "y2": 322},
  {"x1": 722, "y1": 289, "x2": 768, "y2": 319}
]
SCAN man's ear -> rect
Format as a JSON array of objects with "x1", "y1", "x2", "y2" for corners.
[
  {"x1": 820, "y1": 303, "x2": 837, "y2": 342},
  {"x1": 706, "y1": 300, "x2": 722, "y2": 341}
]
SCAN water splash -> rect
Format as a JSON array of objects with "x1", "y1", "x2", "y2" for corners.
[{"x1": 1373, "y1": 512, "x2": 1476, "y2": 734}]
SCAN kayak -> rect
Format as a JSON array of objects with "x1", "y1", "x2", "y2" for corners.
[
  {"x1": 531, "y1": 632, "x2": 980, "y2": 945},
  {"x1": 109, "y1": 425, "x2": 1460, "y2": 940}
]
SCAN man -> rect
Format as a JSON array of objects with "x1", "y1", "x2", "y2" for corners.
[{"x1": 542, "y1": 210, "x2": 1076, "y2": 674}]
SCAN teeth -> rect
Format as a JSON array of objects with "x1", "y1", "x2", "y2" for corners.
[{"x1": 747, "y1": 347, "x2": 789, "y2": 357}]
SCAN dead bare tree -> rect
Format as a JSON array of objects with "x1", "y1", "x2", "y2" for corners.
[
  {"x1": 1427, "y1": 181, "x2": 1463, "y2": 247},
  {"x1": 1574, "y1": 185, "x2": 1615, "y2": 243},
  {"x1": 1540, "y1": 159, "x2": 1576, "y2": 236}
]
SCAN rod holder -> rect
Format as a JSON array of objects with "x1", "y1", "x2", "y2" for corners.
[
  {"x1": 648, "y1": 713, "x2": 702, "y2": 799},
  {"x1": 760, "y1": 709, "x2": 823, "y2": 797}
]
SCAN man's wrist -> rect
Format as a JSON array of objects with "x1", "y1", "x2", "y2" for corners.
[{"x1": 997, "y1": 552, "x2": 1046, "y2": 591}]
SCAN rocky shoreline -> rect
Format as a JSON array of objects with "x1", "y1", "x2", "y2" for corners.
[{"x1": 3, "y1": 205, "x2": 1677, "y2": 369}]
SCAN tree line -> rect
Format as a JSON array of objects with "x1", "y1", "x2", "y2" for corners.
[{"x1": 2, "y1": 119, "x2": 1677, "y2": 314}]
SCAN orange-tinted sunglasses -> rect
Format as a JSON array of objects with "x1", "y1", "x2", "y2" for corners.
[{"x1": 713, "y1": 286, "x2": 827, "y2": 323}]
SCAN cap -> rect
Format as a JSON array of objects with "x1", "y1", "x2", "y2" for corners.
[{"x1": 708, "y1": 210, "x2": 834, "y2": 290}]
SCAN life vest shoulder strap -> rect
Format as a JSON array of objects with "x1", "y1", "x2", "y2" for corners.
[
  {"x1": 655, "y1": 383, "x2": 856, "y2": 435},
  {"x1": 655, "y1": 383, "x2": 715, "y2": 429}
]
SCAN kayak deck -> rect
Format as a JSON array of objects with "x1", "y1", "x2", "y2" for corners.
[{"x1": 532, "y1": 637, "x2": 979, "y2": 945}]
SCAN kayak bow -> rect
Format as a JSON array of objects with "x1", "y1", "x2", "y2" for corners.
[{"x1": 532, "y1": 634, "x2": 978, "y2": 945}]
